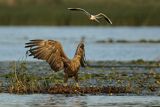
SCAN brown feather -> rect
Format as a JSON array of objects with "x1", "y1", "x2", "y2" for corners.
[
  {"x1": 25, "y1": 39, "x2": 87, "y2": 86},
  {"x1": 25, "y1": 40, "x2": 69, "y2": 71}
]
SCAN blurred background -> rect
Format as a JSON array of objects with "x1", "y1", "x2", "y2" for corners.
[
  {"x1": 0, "y1": 0, "x2": 159, "y2": 26},
  {"x1": 0, "y1": 0, "x2": 160, "y2": 61}
]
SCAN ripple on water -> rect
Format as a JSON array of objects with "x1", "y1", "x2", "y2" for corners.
[
  {"x1": 0, "y1": 94, "x2": 160, "y2": 107},
  {"x1": 0, "y1": 26, "x2": 160, "y2": 61}
]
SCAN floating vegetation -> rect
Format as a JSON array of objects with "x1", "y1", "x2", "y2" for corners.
[
  {"x1": 48, "y1": 84, "x2": 131, "y2": 95},
  {"x1": 0, "y1": 80, "x2": 2, "y2": 92},
  {"x1": 8, "y1": 61, "x2": 42, "y2": 93},
  {"x1": 96, "y1": 39, "x2": 160, "y2": 44},
  {"x1": 0, "y1": 61, "x2": 160, "y2": 95}
]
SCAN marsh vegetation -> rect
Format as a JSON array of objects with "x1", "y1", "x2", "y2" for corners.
[
  {"x1": 0, "y1": 0, "x2": 159, "y2": 25},
  {"x1": 96, "y1": 38, "x2": 160, "y2": 44},
  {"x1": 0, "y1": 60, "x2": 160, "y2": 95}
]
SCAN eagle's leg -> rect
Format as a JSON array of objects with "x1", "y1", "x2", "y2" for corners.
[
  {"x1": 63, "y1": 73, "x2": 68, "y2": 86},
  {"x1": 74, "y1": 73, "x2": 79, "y2": 87}
]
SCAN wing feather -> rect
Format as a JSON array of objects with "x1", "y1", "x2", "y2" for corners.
[
  {"x1": 25, "y1": 39, "x2": 69, "y2": 72},
  {"x1": 68, "y1": 8, "x2": 91, "y2": 17},
  {"x1": 97, "y1": 13, "x2": 112, "y2": 24}
]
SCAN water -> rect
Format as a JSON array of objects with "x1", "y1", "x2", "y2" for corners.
[
  {"x1": 0, "y1": 93, "x2": 160, "y2": 107},
  {"x1": 1, "y1": 26, "x2": 160, "y2": 106},
  {"x1": 0, "y1": 26, "x2": 160, "y2": 61}
]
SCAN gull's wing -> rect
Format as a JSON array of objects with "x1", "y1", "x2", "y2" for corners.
[
  {"x1": 25, "y1": 39, "x2": 69, "y2": 72},
  {"x1": 96, "y1": 13, "x2": 112, "y2": 24},
  {"x1": 68, "y1": 8, "x2": 91, "y2": 17},
  {"x1": 95, "y1": 19, "x2": 100, "y2": 23}
]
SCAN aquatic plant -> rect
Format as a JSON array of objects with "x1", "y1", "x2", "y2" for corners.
[
  {"x1": 0, "y1": 60, "x2": 158, "y2": 95},
  {"x1": 47, "y1": 84, "x2": 130, "y2": 94},
  {"x1": 0, "y1": 80, "x2": 2, "y2": 92},
  {"x1": 7, "y1": 61, "x2": 45, "y2": 93},
  {"x1": 96, "y1": 39, "x2": 160, "y2": 44}
]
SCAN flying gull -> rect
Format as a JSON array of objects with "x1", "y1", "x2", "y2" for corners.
[{"x1": 68, "y1": 8, "x2": 112, "y2": 24}]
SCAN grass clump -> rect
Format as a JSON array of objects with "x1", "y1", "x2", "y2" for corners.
[
  {"x1": 8, "y1": 61, "x2": 45, "y2": 93},
  {"x1": 6, "y1": 60, "x2": 65, "y2": 94}
]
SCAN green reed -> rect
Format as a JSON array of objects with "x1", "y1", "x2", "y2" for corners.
[{"x1": 0, "y1": 0, "x2": 159, "y2": 26}]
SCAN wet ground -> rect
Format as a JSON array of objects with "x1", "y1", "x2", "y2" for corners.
[{"x1": 0, "y1": 61, "x2": 160, "y2": 95}]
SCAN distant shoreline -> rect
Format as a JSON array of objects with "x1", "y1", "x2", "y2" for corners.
[
  {"x1": 96, "y1": 39, "x2": 160, "y2": 44},
  {"x1": 0, "y1": 0, "x2": 159, "y2": 26}
]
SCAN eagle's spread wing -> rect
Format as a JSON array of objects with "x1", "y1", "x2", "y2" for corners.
[{"x1": 25, "y1": 39, "x2": 69, "y2": 72}]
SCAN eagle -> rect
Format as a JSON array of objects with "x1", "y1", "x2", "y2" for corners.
[{"x1": 25, "y1": 39, "x2": 86, "y2": 87}]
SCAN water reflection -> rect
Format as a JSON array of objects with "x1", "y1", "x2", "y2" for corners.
[
  {"x1": 29, "y1": 95, "x2": 88, "y2": 107},
  {"x1": 0, "y1": 94, "x2": 160, "y2": 107}
]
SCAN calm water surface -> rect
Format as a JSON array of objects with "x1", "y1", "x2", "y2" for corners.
[
  {"x1": 0, "y1": 26, "x2": 160, "y2": 61},
  {"x1": 0, "y1": 94, "x2": 160, "y2": 107}
]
